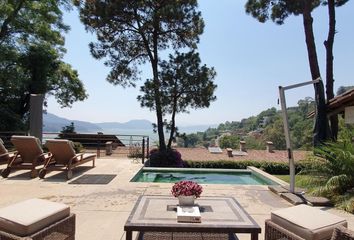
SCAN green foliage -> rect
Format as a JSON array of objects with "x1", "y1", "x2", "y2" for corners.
[
  {"x1": 245, "y1": 1, "x2": 319, "y2": 25},
  {"x1": 336, "y1": 86, "x2": 354, "y2": 95},
  {"x1": 72, "y1": 142, "x2": 84, "y2": 153},
  {"x1": 60, "y1": 122, "x2": 76, "y2": 134},
  {"x1": 0, "y1": 0, "x2": 88, "y2": 131},
  {"x1": 138, "y1": 51, "x2": 216, "y2": 148},
  {"x1": 0, "y1": 0, "x2": 71, "y2": 46},
  {"x1": 301, "y1": 135, "x2": 354, "y2": 198},
  {"x1": 180, "y1": 98, "x2": 316, "y2": 150},
  {"x1": 75, "y1": 0, "x2": 205, "y2": 152},
  {"x1": 263, "y1": 117, "x2": 286, "y2": 150},
  {"x1": 219, "y1": 135, "x2": 240, "y2": 149},
  {"x1": 243, "y1": 135, "x2": 266, "y2": 150},
  {"x1": 338, "y1": 117, "x2": 354, "y2": 141},
  {"x1": 185, "y1": 160, "x2": 308, "y2": 175},
  {"x1": 177, "y1": 133, "x2": 200, "y2": 148},
  {"x1": 244, "y1": 0, "x2": 349, "y2": 143},
  {"x1": 276, "y1": 175, "x2": 317, "y2": 189}
]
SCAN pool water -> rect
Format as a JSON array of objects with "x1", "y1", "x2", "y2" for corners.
[{"x1": 131, "y1": 168, "x2": 277, "y2": 185}]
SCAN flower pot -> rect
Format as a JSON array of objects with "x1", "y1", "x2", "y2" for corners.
[{"x1": 178, "y1": 195, "x2": 195, "y2": 206}]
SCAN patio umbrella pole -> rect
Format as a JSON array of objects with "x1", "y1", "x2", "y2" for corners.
[{"x1": 278, "y1": 78, "x2": 321, "y2": 193}]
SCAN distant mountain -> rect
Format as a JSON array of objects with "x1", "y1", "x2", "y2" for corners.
[
  {"x1": 43, "y1": 113, "x2": 102, "y2": 133},
  {"x1": 96, "y1": 119, "x2": 153, "y2": 129},
  {"x1": 43, "y1": 112, "x2": 216, "y2": 134}
]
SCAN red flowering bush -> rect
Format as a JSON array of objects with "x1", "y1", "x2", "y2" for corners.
[{"x1": 171, "y1": 180, "x2": 203, "y2": 198}]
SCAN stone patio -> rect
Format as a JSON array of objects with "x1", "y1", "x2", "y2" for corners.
[{"x1": 0, "y1": 157, "x2": 353, "y2": 240}]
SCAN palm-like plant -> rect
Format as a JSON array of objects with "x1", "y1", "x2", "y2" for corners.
[{"x1": 301, "y1": 137, "x2": 354, "y2": 197}]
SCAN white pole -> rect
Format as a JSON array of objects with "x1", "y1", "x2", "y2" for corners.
[
  {"x1": 279, "y1": 86, "x2": 295, "y2": 193},
  {"x1": 278, "y1": 78, "x2": 321, "y2": 193}
]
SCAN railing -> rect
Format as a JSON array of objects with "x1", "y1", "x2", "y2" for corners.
[{"x1": 0, "y1": 131, "x2": 150, "y2": 163}]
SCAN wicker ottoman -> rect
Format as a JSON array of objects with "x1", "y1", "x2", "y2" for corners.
[
  {"x1": 265, "y1": 205, "x2": 347, "y2": 240},
  {"x1": 0, "y1": 198, "x2": 75, "y2": 240}
]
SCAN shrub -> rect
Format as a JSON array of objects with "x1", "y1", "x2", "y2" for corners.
[
  {"x1": 184, "y1": 160, "x2": 308, "y2": 175},
  {"x1": 301, "y1": 138, "x2": 354, "y2": 196},
  {"x1": 149, "y1": 148, "x2": 185, "y2": 167},
  {"x1": 219, "y1": 135, "x2": 239, "y2": 149},
  {"x1": 72, "y1": 142, "x2": 84, "y2": 153}
]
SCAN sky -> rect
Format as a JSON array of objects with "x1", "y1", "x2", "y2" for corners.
[{"x1": 47, "y1": 0, "x2": 354, "y2": 126}]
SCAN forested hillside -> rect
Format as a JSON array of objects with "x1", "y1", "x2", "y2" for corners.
[{"x1": 178, "y1": 97, "x2": 316, "y2": 150}]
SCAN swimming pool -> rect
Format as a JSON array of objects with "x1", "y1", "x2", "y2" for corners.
[{"x1": 131, "y1": 167, "x2": 278, "y2": 185}]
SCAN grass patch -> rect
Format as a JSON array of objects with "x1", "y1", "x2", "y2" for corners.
[{"x1": 275, "y1": 175, "x2": 314, "y2": 189}]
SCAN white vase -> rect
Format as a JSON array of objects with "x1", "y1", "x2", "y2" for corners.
[{"x1": 178, "y1": 195, "x2": 195, "y2": 206}]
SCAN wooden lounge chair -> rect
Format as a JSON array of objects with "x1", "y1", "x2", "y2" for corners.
[
  {"x1": 1, "y1": 136, "x2": 51, "y2": 178},
  {"x1": 0, "y1": 138, "x2": 12, "y2": 164},
  {"x1": 39, "y1": 139, "x2": 96, "y2": 179}
]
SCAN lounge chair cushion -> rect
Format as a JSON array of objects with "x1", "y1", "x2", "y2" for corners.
[
  {"x1": 271, "y1": 204, "x2": 347, "y2": 240},
  {"x1": 45, "y1": 139, "x2": 78, "y2": 164},
  {"x1": 0, "y1": 138, "x2": 7, "y2": 154},
  {"x1": 0, "y1": 198, "x2": 70, "y2": 236},
  {"x1": 11, "y1": 136, "x2": 44, "y2": 163}
]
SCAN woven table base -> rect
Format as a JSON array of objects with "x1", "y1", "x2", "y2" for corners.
[{"x1": 137, "y1": 231, "x2": 238, "y2": 240}]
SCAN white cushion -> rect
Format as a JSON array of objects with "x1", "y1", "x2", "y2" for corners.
[
  {"x1": 271, "y1": 204, "x2": 347, "y2": 240},
  {"x1": 0, "y1": 198, "x2": 70, "y2": 236}
]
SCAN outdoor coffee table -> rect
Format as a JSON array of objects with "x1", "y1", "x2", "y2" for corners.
[{"x1": 124, "y1": 195, "x2": 261, "y2": 240}]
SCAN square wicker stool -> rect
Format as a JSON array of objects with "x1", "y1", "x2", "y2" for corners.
[
  {"x1": 0, "y1": 198, "x2": 75, "y2": 240},
  {"x1": 265, "y1": 205, "x2": 347, "y2": 240}
]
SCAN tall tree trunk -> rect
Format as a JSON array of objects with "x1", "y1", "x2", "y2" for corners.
[
  {"x1": 167, "y1": 92, "x2": 178, "y2": 149},
  {"x1": 152, "y1": 15, "x2": 166, "y2": 152},
  {"x1": 152, "y1": 61, "x2": 166, "y2": 152},
  {"x1": 302, "y1": 0, "x2": 330, "y2": 146},
  {"x1": 324, "y1": 0, "x2": 338, "y2": 140}
]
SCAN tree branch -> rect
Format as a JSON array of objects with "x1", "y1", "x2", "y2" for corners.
[{"x1": 0, "y1": 0, "x2": 26, "y2": 41}]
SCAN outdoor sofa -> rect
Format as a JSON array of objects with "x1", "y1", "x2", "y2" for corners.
[
  {"x1": 265, "y1": 204, "x2": 352, "y2": 240},
  {"x1": 0, "y1": 198, "x2": 75, "y2": 240}
]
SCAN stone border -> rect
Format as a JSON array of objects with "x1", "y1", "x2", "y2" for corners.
[
  {"x1": 247, "y1": 166, "x2": 288, "y2": 187},
  {"x1": 131, "y1": 167, "x2": 282, "y2": 186}
]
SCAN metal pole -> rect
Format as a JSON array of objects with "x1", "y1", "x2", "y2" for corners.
[
  {"x1": 142, "y1": 138, "x2": 145, "y2": 164},
  {"x1": 278, "y1": 78, "x2": 322, "y2": 193},
  {"x1": 97, "y1": 132, "x2": 102, "y2": 159},
  {"x1": 146, "y1": 137, "x2": 149, "y2": 159},
  {"x1": 279, "y1": 86, "x2": 295, "y2": 193}
]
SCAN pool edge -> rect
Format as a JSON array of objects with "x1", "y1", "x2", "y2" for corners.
[{"x1": 247, "y1": 166, "x2": 288, "y2": 187}]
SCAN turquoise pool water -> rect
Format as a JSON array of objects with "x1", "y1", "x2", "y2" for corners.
[{"x1": 131, "y1": 168, "x2": 277, "y2": 185}]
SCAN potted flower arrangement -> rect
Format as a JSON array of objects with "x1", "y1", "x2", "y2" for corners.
[{"x1": 171, "y1": 180, "x2": 203, "y2": 206}]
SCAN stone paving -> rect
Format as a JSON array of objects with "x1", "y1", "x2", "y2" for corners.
[{"x1": 0, "y1": 157, "x2": 353, "y2": 240}]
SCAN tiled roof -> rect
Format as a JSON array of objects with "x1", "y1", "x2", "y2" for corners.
[
  {"x1": 308, "y1": 88, "x2": 354, "y2": 117},
  {"x1": 327, "y1": 88, "x2": 354, "y2": 115},
  {"x1": 177, "y1": 147, "x2": 308, "y2": 163}
]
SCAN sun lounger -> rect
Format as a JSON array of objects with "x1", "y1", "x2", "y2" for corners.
[
  {"x1": 1, "y1": 136, "x2": 51, "y2": 178},
  {"x1": 39, "y1": 139, "x2": 96, "y2": 179},
  {"x1": 0, "y1": 138, "x2": 20, "y2": 163},
  {"x1": 0, "y1": 138, "x2": 12, "y2": 164}
]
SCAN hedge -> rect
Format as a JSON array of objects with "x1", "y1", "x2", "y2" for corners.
[{"x1": 184, "y1": 160, "x2": 309, "y2": 175}]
